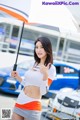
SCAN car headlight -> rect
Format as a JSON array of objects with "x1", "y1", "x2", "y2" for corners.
[
  {"x1": 6, "y1": 77, "x2": 17, "y2": 84},
  {"x1": 0, "y1": 77, "x2": 4, "y2": 86},
  {"x1": 6, "y1": 78, "x2": 17, "y2": 90}
]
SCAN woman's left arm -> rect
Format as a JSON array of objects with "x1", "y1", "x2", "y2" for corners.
[
  {"x1": 40, "y1": 65, "x2": 56, "y2": 95},
  {"x1": 48, "y1": 65, "x2": 56, "y2": 86}
]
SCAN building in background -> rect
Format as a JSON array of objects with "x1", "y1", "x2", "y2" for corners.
[
  {"x1": 66, "y1": 0, "x2": 80, "y2": 32},
  {"x1": 0, "y1": 0, "x2": 80, "y2": 64}
]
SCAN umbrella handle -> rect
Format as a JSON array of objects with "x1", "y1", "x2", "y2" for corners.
[{"x1": 13, "y1": 64, "x2": 17, "y2": 71}]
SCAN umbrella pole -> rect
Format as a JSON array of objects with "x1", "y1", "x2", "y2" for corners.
[{"x1": 13, "y1": 22, "x2": 25, "y2": 71}]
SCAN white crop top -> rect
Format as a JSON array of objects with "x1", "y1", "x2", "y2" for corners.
[{"x1": 21, "y1": 64, "x2": 56, "y2": 95}]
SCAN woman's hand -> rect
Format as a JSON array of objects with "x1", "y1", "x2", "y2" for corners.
[
  {"x1": 11, "y1": 71, "x2": 19, "y2": 78},
  {"x1": 11, "y1": 71, "x2": 22, "y2": 82},
  {"x1": 40, "y1": 63, "x2": 51, "y2": 80}
]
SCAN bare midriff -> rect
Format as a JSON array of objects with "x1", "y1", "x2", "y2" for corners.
[{"x1": 23, "y1": 85, "x2": 41, "y2": 99}]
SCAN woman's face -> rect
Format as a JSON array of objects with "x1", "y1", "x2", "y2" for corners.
[{"x1": 35, "y1": 41, "x2": 47, "y2": 59}]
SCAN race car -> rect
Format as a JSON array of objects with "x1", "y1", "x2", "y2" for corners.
[
  {"x1": 45, "y1": 88, "x2": 80, "y2": 119},
  {"x1": 49, "y1": 61, "x2": 80, "y2": 91}
]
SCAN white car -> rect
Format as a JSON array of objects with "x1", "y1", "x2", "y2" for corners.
[{"x1": 47, "y1": 88, "x2": 80, "y2": 119}]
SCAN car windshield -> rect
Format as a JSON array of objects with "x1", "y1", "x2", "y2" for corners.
[{"x1": 17, "y1": 60, "x2": 34, "y2": 70}]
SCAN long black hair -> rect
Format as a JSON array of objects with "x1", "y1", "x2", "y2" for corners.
[{"x1": 34, "y1": 37, "x2": 53, "y2": 67}]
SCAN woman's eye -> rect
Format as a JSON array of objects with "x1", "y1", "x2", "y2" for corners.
[
  {"x1": 35, "y1": 46, "x2": 44, "y2": 49},
  {"x1": 35, "y1": 46, "x2": 38, "y2": 49}
]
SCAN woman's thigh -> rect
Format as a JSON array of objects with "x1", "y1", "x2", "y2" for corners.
[{"x1": 12, "y1": 112, "x2": 24, "y2": 120}]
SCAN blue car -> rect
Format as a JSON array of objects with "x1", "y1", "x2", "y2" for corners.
[
  {"x1": 0, "y1": 60, "x2": 80, "y2": 95},
  {"x1": 49, "y1": 61, "x2": 80, "y2": 90},
  {"x1": 0, "y1": 60, "x2": 33, "y2": 95}
]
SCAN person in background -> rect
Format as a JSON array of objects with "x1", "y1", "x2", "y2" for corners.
[{"x1": 11, "y1": 37, "x2": 56, "y2": 120}]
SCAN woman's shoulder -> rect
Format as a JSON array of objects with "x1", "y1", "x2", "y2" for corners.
[
  {"x1": 48, "y1": 64, "x2": 56, "y2": 80},
  {"x1": 49, "y1": 64, "x2": 56, "y2": 71},
  {"x1": 49, "y1": 64, "x2": 56, "y2": 74}
]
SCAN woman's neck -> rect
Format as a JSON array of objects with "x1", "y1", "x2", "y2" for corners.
[{"x1": 40, "y1": 58, "x2": 46, "y2": 65}]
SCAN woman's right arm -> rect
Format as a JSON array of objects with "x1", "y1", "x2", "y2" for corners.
[{"x1": 11, "y1": 71, "x2": 22, "y2": 83}]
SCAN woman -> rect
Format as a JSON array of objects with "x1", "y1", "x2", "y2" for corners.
[{"x1": 11, "y1": 37, "x2": 56, "y2": 120}]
